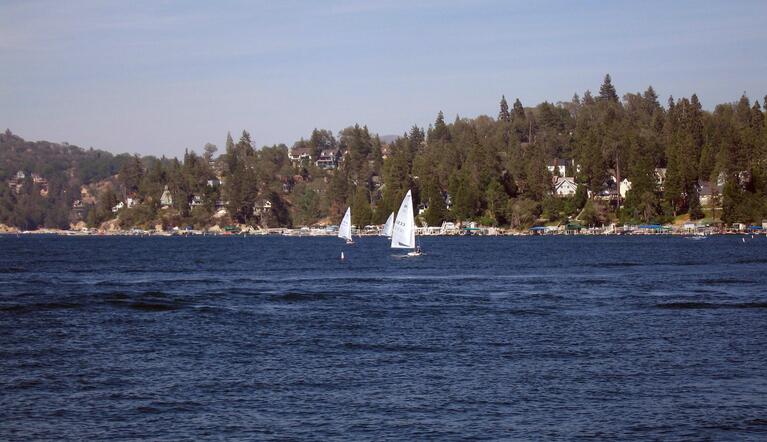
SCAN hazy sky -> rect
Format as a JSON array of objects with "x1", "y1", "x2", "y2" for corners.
[{"x1": 1, "y1": 0, "x2": 766, "y2": 158}]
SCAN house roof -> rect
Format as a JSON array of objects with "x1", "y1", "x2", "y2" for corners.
[
  {"x1": 547, "y1": 158, "x2": 573, "y2": 167},
  {"x1": 290, "y1": 146, "x2": 312, "y2": 156},
  {"x1": 553, "y1": 176, "x2": 576, "y2": 189}
]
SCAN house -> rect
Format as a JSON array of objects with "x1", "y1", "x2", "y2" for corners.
[
  {"x1": 596, "y1": 179, "x2": 618, "y2": 200},
  {"x1": 552, "y1": 176, "x2": 577, "y2": 197},
  {"x1": 9, "y1": 170, "x2": 48, "y2": 196},
  {"x1": 207, "y1": 178, "x2": 221, "y2": 188},
  {"x1": 381, "y1": 144, "x2": 393, "y2": 159},
  {"x1": 111, "y1": 201, "x2": 125, "y2": 213},
  {"x1": 31, "y1": 174, "x2": 49, "y2": 196},
  {"x1": 8, "y1": 171, "x2": 25, "y2": 193},
  {"x1": 253, "y1": 199, "x2": 272, "y2": 215},
  {"x1": 315, "y1": 149, "x2": 339, "y2": 169},
  {"x1": 619, "y1": 178, "x2": 632, "y2": 198},
  {"x1": 654, "y1": 168, "x2": 667, "y2": 190},
  {"x1": 190, "y1": 194, "x2": 203, "y2": 207},
  {"x1": 126, "y1": 197, "x2": 138, "y2": 208},
  {"x1": 289, "y1": 146, "x2": 312, "y2": 163},
  {"x1": 698, "y1": 180, "x2": 723, "y2": 206},
  {"x1": 547, "y1": 158, "x2": 575, "y2": 176},
  {"x1": 70, "y1": 200, "x2": 86, "y2": 221},
  {"x1": 160, "y1": 185, "x2": 173, "y2": 208}
]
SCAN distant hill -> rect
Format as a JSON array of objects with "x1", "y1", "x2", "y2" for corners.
[
  {"x1": 378, "y1": 134, "x2": 399, "y2": 144},
  {"x1": 0, "y1": 129, "x2": 129, "y2": 185},
  {"x1": 0, "y1": 130, "x2": 133, "y2": 229}
]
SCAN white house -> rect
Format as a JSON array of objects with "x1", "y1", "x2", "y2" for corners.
[
  {"x1": 289, "y1": 146, "x2": 312, "y2": 162},
  {"x1": 160, "y1": 185, "x2": 173, "y2": 208},
  {"x1": 553, "y1": 176, "x2": 578, "y2": 197},
  {"x1": 315, "y1": 149, "x2": 338, "y2": 169},
  {"x1": 111, "y1": 201, "x2": 124, "y2": 213},
  {"x1": 253, "y1": 199, "x2": 273, "y2": 215},
  {"x1": 619, "y1": 178, "x2": 632, "y2": 198},
  {"x1": 547, "y1": 158, "x2": 575, "y2": 176}
]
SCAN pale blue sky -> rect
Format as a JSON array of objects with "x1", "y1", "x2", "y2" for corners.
[{"x1": 1, "y1": 0, "x2": 765, "y2": 157}]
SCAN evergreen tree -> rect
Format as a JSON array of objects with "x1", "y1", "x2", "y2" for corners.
[
  {"x1": 352, "y1": 187, "x2": 372, "y2": 227},
  {"x1": 598, "y1": 74, "x2": 619, "y2": 103},
  {"x1": 498, "y1": 95, "x2": 511, "y2": 122}
]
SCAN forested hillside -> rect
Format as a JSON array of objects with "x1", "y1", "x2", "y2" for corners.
[{"x1": 2, "y1": 75, "x2": 766, "y2": 231}]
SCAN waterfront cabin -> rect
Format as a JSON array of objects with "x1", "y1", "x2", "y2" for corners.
[
  {"x1": 315, "y1": 149, "x2": 339, "y2": 169},
  {"x1": 160, "y1": 186, "x2": 173, "y2": 208},
  {"x1": 553, "y1": 176, "x2": 577, "y2": 197},
  {"x1": 253, "y1": 199, "x2": 272, "y2": 215},
  {"x1": 289, "y1": 146, "x2": 312, "y2": 163}
]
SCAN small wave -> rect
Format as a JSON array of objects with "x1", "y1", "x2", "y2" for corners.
[
  {"x1": 0, "y1": 301, "x2": 81, "y2": 313},
  {"x1": 104, "y1": 291, "x2": 185, "y2": 312},
  {"x1": 699, "y1": 278, "x2": 754, "y2": 285},
  {"x1": 594, "y1": 262, "x2": 642, "y2": 268},
  {"x1": 736, "y1": 258, "x2": 767, "y2": 264},
  {"x1": 136, "y1": 400, "x2": 202, "y2": 413},
  {"x1": 270, "y1": 292, "x2": 333, "y2": 302},
  {"x1": 343, "y1": 342, "x2": 442, "y2": 353},
  {"x1": 0, "y1": 267, "x2": 27, "y2": 273},
  {"x1": 656, "y1": 302, "x2": 767, "y2": 310}
]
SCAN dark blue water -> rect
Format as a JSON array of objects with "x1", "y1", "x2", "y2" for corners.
[{"x1": 2, "y1": 235, "x2": 767, "y2": 440}]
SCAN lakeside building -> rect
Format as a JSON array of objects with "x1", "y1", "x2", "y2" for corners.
[
  {"x1": 315, "y1": 149, "x2": 339, "y2": 169},
  {"x1": 160, "y1": 186, "x2": 173, "y2": 208},
  {"x1": 253, "y1": 199, "x2": 272, "y2": 215},
  {"x1": 289, "y1": 146, "x2": 312, "y2": 163},
  {"x1": 8, "y1": 170, "x2": 49, "y2": 196},
  {"x1": 619, "y1": 178, "x2": 632, "y2": 198},
  {"x1": 553, "y1": 176, "x2": 577, "y2": 197},
  {"x1": 546, "y1": 158, "x2": 578, "y2": 176}
]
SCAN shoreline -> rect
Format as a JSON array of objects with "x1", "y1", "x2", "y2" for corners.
[{"x1": 1, "y1": 227, "x2": 764, "y2": 238}]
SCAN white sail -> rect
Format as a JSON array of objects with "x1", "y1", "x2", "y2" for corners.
[
  {"x1": 391, "y1": 190, "x2": 415, "y2": 249},
  {"x1": 338, "y1": 207, "x2": 352, "y2": 241},
  {"x1": 381, "y1": 212, "x2": 394, "y2": 237}
]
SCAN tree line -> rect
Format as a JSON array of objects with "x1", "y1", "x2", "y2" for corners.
[{"x1": 1, "y1": 75, "x2": 766, "y2": 230}]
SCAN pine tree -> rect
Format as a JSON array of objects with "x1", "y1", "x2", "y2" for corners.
[
  {"x1": 598, "y1": 74, "x2": 619, "y2": 103},
  {"x1": 429, "y1": 111, "x2": 450, "y2": 143},
  {"x1": 498, "y1": 95, "x2": 510, "y2": 122},
  {"x1": 352, "y1": 187, "x2": 372, "y2": 227}
]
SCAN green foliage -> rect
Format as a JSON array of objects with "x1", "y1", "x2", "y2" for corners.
[
  {"x1": 3, "y1": 74, "x2": 767, "y2": 231},
  {"x1": 352, "y1": 187, "x2": 372, "y2": 227},
  {"x1": 506, "y1": 198, "x2": 540, "y2": 228}
]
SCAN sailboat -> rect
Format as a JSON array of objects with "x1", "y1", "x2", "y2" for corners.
[
  {"x1": 338, "y1": 207, "x2": 354, "y2": 244},
  {"x1": 391, "y1": 190, "x2": 422, "y2": 256},
  {"x1": 381, "y1": 212, "x2": 394, "y2": 238}
]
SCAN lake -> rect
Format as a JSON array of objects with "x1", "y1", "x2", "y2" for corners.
[{"x1": 1, "y1": 235, "x2": 767, "y2": 440}]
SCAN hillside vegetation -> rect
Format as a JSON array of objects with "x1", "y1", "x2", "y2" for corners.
[{"x1": 2, "y1": 75, "x2": 766, "y2": 231}]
